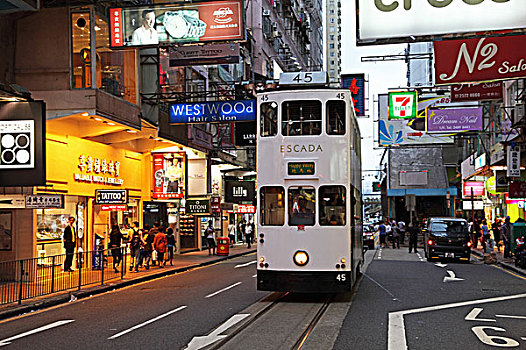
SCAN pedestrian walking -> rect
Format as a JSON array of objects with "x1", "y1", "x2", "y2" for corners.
[
  {"x1": 227, "y1": 221, "x2": 236, "y2": 247},
  {"x1": 408, "y1": 221, "x2": 419, "y2": 253},
  {"x1": 245, "y1": 220, "x2": 255, "y2": 248},
  {"x1": 239, "y1": 220, "x2": 246, "y2": 243},
  {"x1": 398, "y1": 220, "x2": 406, "y2": 244},
  {"x1": 149, "y1": 222, "x2": 161, "y2": 266},
  {"x1": 153, "y1": 227, "x2": 167, "y2": 267},
  {"x1": 377, "y1": 220, "x2": 387, "y2": 248},
  {"x1": 473, "y1": 219, "x2": 481, "y2": 248},
  {"x1": 109, "y1": 224, "x2": 124, "y2": 273},
  {"x1": 481, "y1": 220, "x2": 491, "y2": 253},
  {"x1": 392, "y1": 223, "x2": 400, "y2": 249},
  {"x1": 501, "y1": 216, "x2": 512, "y2": 259},
  {"x1": 63, "y1": 216, "x2": 76, "y2": 272},
  {"x1": 385, "y1": 221, "x2": 392, "y2": 248},
  {"x1": 492, "y1": 218, "x2": 501, "y2": 252},
  {"x1": 166, "y1": 227, "x2": 176, "y2": 266},
  {"x1": 129, "y1": 222, "x2": 142, "y2": 272},
  {"x1": 142, "y1": 225, "x2": 155, "y2": 269},
  {"x1": 205, "y1": 220, "x2": 216, "y2": 255}
]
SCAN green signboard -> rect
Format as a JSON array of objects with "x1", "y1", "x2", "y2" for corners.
[
  {"x1": 388, "y1": 91, "x2": 417, "y2": 120},
  {"x1": 288, "y1": 162, "x2": 315, "y2": 175},
  {"x1": 372, "y1": 182, "x2": 381, "y2": 192}
]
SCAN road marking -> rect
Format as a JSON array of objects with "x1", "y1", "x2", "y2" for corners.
[
  {"x1": 108, "y1": 306, "x2": 187, "y2": 339},
  {"x1": 416, "y1": 253, "x2": 424, "y2": 262},
  {"x1": 185, "y1": 313, "x2": 250, "y2": 349},
  {"x1": 435, "y1": 263, "x2": 448, "y2": 268},
  {"x1": 388, "y1": 293, "x2": 526, "y2": 350},
  {"x1": 235, "y1": 261, "x2": 257, "y2": 268},
  {"x1": 496, "y1": 314, "x2": 526, "y2": 320},
  {"x1": 205, "y1": 282, "x2": 242, "y2": 298},
  {"x1": 0, "y1": 320, "x2": 75, "y2": 347},
  {"x1": 252, "y1": 274, "x2": 257, "y2": 278},
  {"x1": 443, "y1": 270, "x2": 464, "y2": 282},
  {"x1": 465, "y1": 308, "x2": 496, "y2": 322}
]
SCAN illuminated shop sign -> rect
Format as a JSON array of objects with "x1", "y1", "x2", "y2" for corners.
[
  {"x1": 152, "y1": 152, "x2": 186, "y2": 199},
  {"x1": 451, "y1": 82, "x2": 503, "y2": 102},
  {"x1": 109, "y1": 0, "x2": 244, "y2": 48},
  {"x1": 341, "y1": 74, "x2": 365, "y2": 117},
  {"x1": 356, "y1": 0, "x2": 526, "y2": 45},
  {"x1": 463, "y1": 181, "x2": 485, "y2": 198},
  {"x1": 388, "y1": 91, "x2": 417, "y2": 120},
  {"x1": 74, "y1": 154, "x2": 123, "y2": 186},
  {"x1": 101, "y1": 204, "x2": 127, "y2": 211},
  {"x1": 426, "y1": 107, "x2": 483, "y2": 133},
  {"x1": 170, "y1": 100, "x2": 256, "y2": 123},
  {"x1": 186, "y1": 198, "x2": 211, "y2": 215},
  {"x1": 95, "y1": 189, "x2": 128, "y2": 205}
]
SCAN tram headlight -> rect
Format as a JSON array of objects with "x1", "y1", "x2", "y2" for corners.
[{"x1": 293, "y1": 250, "x2": 309, "y2": 266}]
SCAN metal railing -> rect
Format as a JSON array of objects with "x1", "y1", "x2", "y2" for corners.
[{"x1": 0, "y1": 247, "x2": 127, "y2": 306}]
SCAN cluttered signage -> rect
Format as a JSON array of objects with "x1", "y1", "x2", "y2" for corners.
[
  {"x1": 185, "y1": 198, "x2": 211, "y2": 215},
  {"x1": 434, "y1": 36, "x2": 526, "y2": 85},
  {"x1": 341, "y1": 74, "x2": 365, "y2": 117},
  {"x1": 451, "y1": 82, "x2": 503, "y2": 102},
  {"x1": 25, "y1": 194, "x2": 64, "y2": 209},
  {"x1": 463, "y1": 181, "x2": 485, "y2": 198},
  {"x1": 234, "y1": 122, "x2": 256, "y2": 146},
  {"x1": 170, "y1": 100, "x2": 256, "y2": 124},
  {"x1": 109, "y1": 0, "x2": 244, "y2": 48},
  {"x1": 388, "y1": 91, "x2": 417, "y2": 120},
  {"x1": 507, "y1": 144, "x2": 521, "y2": 178},
  {"x1": 152, "y1": 152, "x2": 186, "y2": 199},
  {"x1": 356, "y1": 0, "x2": 526, "y2": 45},
  {"x1": 169, "y1": 43, "x2": 240, "y2": 66},
  {"x1": 0, "y1": 101, "x2": 46, "y2": 186},
  {"x1": 95, "y1": 189, "x2": 128, "y2": 205},
  {"x1": 426, "y1": 107, "x2": 483, "y2": 133}
]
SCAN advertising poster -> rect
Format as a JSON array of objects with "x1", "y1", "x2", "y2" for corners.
[
  {"x1": 152, "y1": 152, "x2": 186, "y2": 199},
  {"x1": 426, "y1": 107, "x2": 483, "y2": 133},
  {"x1": 109, "y1": 0, "x2": 244, "y2": 48},
  {"x1": 463, "y1": 181, "x2": 485, "y2": 198}
]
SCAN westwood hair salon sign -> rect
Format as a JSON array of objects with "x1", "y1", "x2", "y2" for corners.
[
  {"x1": 170, "y1": 100, "x2": 256, "y2": 123},
  {"x1": 434, "y1": 35, "x2": 526, "y2": 85}
]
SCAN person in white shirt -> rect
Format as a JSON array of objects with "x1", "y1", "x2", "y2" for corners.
[{"x1": 132, "y1": 10, "x2": 158, "y2": 45}]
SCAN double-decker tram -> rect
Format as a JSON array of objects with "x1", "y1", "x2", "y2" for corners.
[{"x1": 256, "y1": 72, "x2": 363, "y2": 293}]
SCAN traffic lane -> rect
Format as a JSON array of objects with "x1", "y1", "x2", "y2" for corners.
[
  {"x1": 333, "y1": 259, "x2": 526, "y2": 350},
  {"x1": 405, "y1": 299, "x2": 526, "y2": 349},
  {"x1": 0, "y1": 254, "x2": 265, "y2": 349}
]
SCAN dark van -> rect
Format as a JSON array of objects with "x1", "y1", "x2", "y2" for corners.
[{"x1": 424, "y1": 217, "x2": 471, "y2": 262}]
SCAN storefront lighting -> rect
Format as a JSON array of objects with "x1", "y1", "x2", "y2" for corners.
[
  {"x1": 81, "y1": 112, "x2": 89, "y2": 117},
  {"x1": 126, "y1": 129, "x2": 138, "y2": 133},
  {"x1": 93, "y1": 117, "x2": 102, "y2": 121},
  {"x1": 106, "y1": 122, "x2": 115, "y2": 126}
]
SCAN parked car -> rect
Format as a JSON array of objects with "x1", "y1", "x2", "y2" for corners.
[
  {"x1": 363, "y1": 225, "x2": 375, "y2": 250},
  {"x1": 423, "y1": 217, "x2": 471, "y2": 263}
]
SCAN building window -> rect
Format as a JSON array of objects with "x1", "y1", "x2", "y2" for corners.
[
  {"x1": 329, "y1": 43, "x2": 334, "y2": 49},
  {"x1": 330, "y1": 35, "x2": 334, "y2": 40},
  {"x1": 330, "y1": 51, "x2": 335, "y2": 57},
  {"x1": 71, "y1": 11, "x2": 91, "y2": 88},
  {"x1": 261, "y1": 187, "x2": 285, "y2": 226},
  {"x1": 330, "y1": 60, "x2": 335, "y2": 65}
]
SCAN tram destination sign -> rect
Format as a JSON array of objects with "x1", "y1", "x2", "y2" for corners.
[
  {"x1": 169, "y1": 100, "x2": 256, "y2": 124},
  {"x1": 95, "y1": 189, "x2": 128, "y2": 205},
  {"x1": 288, "y1": 162, "x2": 315, "y2": 175}
]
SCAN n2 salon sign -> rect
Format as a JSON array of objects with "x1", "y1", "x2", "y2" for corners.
[
  {"x1": 170, "y1": 100, "x2": 256, "y2": 123},
  {"x1": 434, "y1": 35, "x2": 526, "y2": 85}
]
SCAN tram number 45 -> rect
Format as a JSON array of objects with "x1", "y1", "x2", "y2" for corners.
[{"x1": 336, "y1": 274, "x2": 347, "y2": 282}]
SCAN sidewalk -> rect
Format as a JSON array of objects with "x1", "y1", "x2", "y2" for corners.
[
  {"x1": 470, "y1": 245, "x2": 526, "y2": 277},
  {"x1": 0, "y1": 243, "x2": 256, "y2": 321}
]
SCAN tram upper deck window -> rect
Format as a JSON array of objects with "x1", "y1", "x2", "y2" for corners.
[
  {"x1": 282, "y1": 101, "x2": 322, "y2": 136},
  {"x1": 327, "y1": 101, "x2": 346, "y2": 135},
  {"x1": 260, "y1": 102, "x2": 278, "y2": 137},
  {"x1": 319, "y1": 186, "x2": 346, "y2": 226},
  {"x1": 260, "y1": 187, "x2": 285, "y2": 225},
  {"x1": 289, "y1": 187, "x2": 316, "y2": 226}
]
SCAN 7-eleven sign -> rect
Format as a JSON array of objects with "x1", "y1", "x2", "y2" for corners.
[{"x1": 388, "y1": 91, "x2": 418, "y2": 119}]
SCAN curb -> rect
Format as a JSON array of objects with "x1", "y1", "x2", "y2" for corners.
[
  {"x1": 0, "y1": 250, "x2": 255, "y2": 321},
  {"x1": 471, "y1": 250, "x2": 526, "y2": 277}
]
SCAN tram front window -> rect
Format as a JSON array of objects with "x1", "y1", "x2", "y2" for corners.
[
  {"x1": 282, "y1": 101, "x2": 322, "y2": 136},
  {"x1": 260, "y1": 187, "x2": 285, "y2": 225},
  {"x1": 289, "y1": 187, "x2": 315, "y2": 226},
  {"x1": 319, "y1": 186, "x2": 346, "y2": 226}
]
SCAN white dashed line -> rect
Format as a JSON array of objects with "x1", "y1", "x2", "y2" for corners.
[{"x1": 205, "y1": 282, "x2": 242, "y2": 298}]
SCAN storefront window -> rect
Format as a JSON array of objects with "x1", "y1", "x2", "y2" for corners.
[
  {"x1": 282, "y1": 101, "x2": 322, "y2": 136},
  {"x1": 319, "y1": 186, "x2": 346, "y2": 226},
  {"x1": 71, "y1": 11, "x2": 91, "y2": 88},
  {"x1": 260, "y1": 102, "x2": 278, "y2": 137},
  {"x1": 327, "y1": 100, "x2": 346, "y2": 135},
  {"x1": 288, "y1": 187, "x2": 315, "y2": 226},
  {"x1": 260, "y1": 187, "x2": 285, "y2": 226}
]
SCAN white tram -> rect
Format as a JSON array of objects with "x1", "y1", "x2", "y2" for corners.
[{"x1": 256, "y1": 73, "x2": 363, "y2": 293}]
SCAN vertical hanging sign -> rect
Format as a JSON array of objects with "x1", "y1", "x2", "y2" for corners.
[{"x1": 507, "y1": 144, "x2": 521, "y2": 177}]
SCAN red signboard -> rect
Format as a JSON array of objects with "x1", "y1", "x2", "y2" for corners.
[
  {"x1": 228, "y1": 204, "x2": 255, "y2": 214},
  {"x1": 211, "y1": 196, "x2": 221, "y2": 213},
  {"x1": 109, "y1": 0, "x2": 244, "y2": 48},
  {"x1": 509, "y1": 181, "x2": 526, "y2": 199},
  {"x1": 463, "y1": 181, "x2": 485, "y2": 198},
  {"x1": 434, "y1": 35, "x2": 526, "y2": 85},
  {"x1": 451, "y1": 82, "x2": 503, "y2": 102},
  {"x1": 152, "y1": 152, "x2": 186, "y2": 199},
  {"x1": 101, "y1": 204, "x2": 127, "y2": 211}
]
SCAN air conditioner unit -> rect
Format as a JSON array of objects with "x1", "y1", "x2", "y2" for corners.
[
  {"x1": 263, "y1": 9, "x2": 271, "y2": 16},
  {"x1": 515, "y1": 103, "x2": 526, "y2": 124}
]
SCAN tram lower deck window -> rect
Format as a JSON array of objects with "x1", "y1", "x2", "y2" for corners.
[
  {"x1": 289, "y1": 187, "x2": 316, "y2": 226},
  {"x1": 260, "y1": 187, "x2": 285, "y2": 225},
  {"x1": 282, "y1": 101, "x2": 322, "y2": 136},
  {"x1": 319, "y1": 186, "x2": 346, "y2": 226}
]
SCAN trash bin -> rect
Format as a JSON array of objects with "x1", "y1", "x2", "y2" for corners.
[
  {"x1": 217, "y1": 237, "x2": 230, "y2": 256},
  {"x1": 511, "y1": 223, "x2": 526, "y2": 252}
]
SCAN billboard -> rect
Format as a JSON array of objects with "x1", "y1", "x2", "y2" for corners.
[
  {"x1": 109, "y1": 0, "x2": 244, "y2": 48},
  {"x1": 378, "y1": 94, "x2": 454, "y2": 147},
  {"x1": 0, "y1": 101, "x2": 46, "y2": 186},
  {"x1": 341, "y1": 74, "x2": 365, "y2": 117},
  {"x1": 463, "y1": 181, "x2": 485, "y2": 198},
  {"x1": 169, "y1": 43, "x2": 240, "y2": 66},
  {"x1": 152, "y1": 152, "x2": 186, "y2": 199},
  {"x1": 170, "y1": 100, "x2": 256, "y2": 123},
  {"x1": 426, "y1": 107, "x2": 483, "y2": 134},
  {"x1": 451, "y1": 82, "x2": 503, "y2": 102},
  {"x1": 434, "y1": 36, "x2": 526, "y2": 85},
  {"x1": 356, "y1": 0, "x2": 526, "y2": 45}
]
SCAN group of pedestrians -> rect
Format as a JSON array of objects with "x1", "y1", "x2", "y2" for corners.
[
  {"x1": 128, "y1": 221, "x2": 175, "y2": 272},
  {"x1": 469, "y1": 217, "x2": 512, "y2": 258},
  {"x1": 376, "y1": 218, "x2": 406, "y2": 249},
  {"x1": 205, "y1": 219, "x2": 256, "y2": 255}
]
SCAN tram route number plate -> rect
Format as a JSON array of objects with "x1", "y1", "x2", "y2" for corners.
[
  {"x1": 288, "y1": 162, "x2": 315, "y2": 175},
  {"x1": 336, "y1": 273, "x2": 349, "y2": 284}
]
